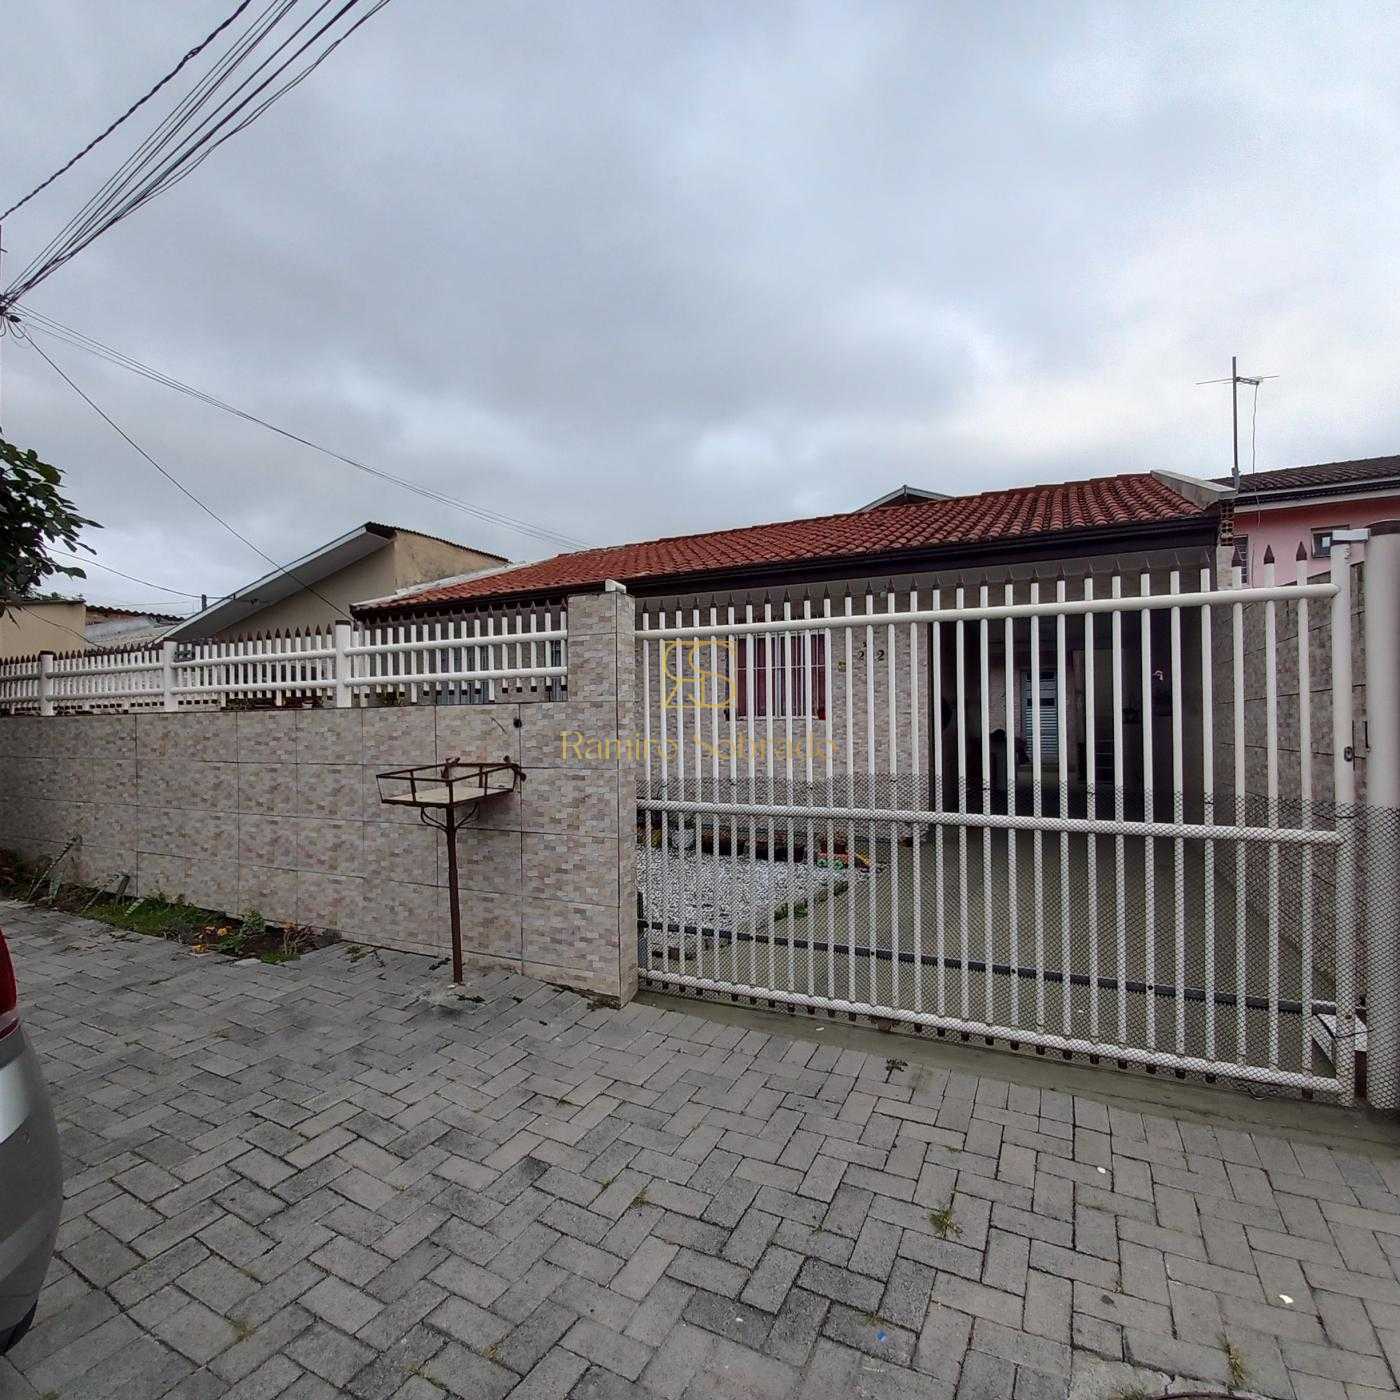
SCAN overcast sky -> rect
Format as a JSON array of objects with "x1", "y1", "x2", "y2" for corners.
[{"x1": 2, "y1": 2, "x2": 1398, "y2": 614}]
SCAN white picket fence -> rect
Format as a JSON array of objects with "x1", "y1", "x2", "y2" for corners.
[{"x1": 0, "y1": 609, "x2": 567, "y2": 714}]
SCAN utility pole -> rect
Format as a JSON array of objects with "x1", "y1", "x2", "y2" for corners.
[{"x1": 1198, "y1": 356, "x2": 1277, "y2": 489}]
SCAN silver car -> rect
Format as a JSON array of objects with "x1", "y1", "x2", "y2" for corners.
[{"x1": 0, "y1": 925, "x2": 61, "y2": 1353}]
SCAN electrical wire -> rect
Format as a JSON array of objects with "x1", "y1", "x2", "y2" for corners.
[
  {"x1": 21, "y1": 331, "x2": 353, "y2": 620},
  {"x1": 16, "y1": 308, "x2": 591, "y2": 550},
  {"x1": 4, "y1": 0, "x2": 397, "y2": 309},
  {"x1": 6, "y1": 0, "x2": 300, "y2": 301},
  {"x1": 47, "y1": 549, "x2": 206, "y2": 600},
  {"x1": 0, "y1": 0, "x2": 258, "y2": 223}
]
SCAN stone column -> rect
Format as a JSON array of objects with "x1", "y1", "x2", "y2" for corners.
[{"x1": 513, "y1": 585, "x2": 637, "y2": 1004}]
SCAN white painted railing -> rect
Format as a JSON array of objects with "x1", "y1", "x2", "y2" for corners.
[{"x1": 0, "y1": 607, "x2": 566, "y2": 714}]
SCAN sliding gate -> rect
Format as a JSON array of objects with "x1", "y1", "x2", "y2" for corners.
[{"x1": 637, "y1": 553, "x2": 1360, "y2": 1101}]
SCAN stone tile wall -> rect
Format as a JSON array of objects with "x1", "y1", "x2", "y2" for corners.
[{"x1": 0, "y1": 590, "x2": 638, "y2": 1004}]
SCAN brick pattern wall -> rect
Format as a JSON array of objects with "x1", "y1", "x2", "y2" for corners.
[{"x1": 0, "y1": 590, "x2": 639, "y2": 1005}]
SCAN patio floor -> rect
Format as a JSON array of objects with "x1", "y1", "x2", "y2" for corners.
[{"x1": 2, "y1": 899, "x2": 1398, "y2": 1400}]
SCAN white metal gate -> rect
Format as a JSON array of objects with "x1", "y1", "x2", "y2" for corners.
[{"x1": 636, "y1": 551, "x2": 1359, "y2": 1101}]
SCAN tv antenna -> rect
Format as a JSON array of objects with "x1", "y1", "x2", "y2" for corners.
[{"x1": 1198, "y1": 356, "x2": 1278, "y2": 489}]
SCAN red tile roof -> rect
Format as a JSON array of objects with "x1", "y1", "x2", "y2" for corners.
[
  {"x1": 359, "y1": 472, "x2": 1212, "y2": 614},
  {"x1": 1214, "y1": 455, "x2": 1400, "y2": 495}
]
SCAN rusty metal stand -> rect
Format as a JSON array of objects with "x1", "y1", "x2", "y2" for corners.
[{"x1": 375, "y1": 757, "x2": 524, "y2": 985}]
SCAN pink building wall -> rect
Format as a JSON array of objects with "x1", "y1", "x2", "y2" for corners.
[{"x1": 1233, "y1": 491, "x2": 1400, "y2": 580}]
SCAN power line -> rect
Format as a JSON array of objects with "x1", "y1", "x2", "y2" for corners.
[
  {"x1": 16, "y1": 308, "x2": 591, "y2": 550},
  {"x1": 0, "y1": 0, "x2": 258, "y2": 223},
  {"x1": 47, "y1": 548, "x2": 206, "y2": 599},
  {"x1": 4, "y1": 0, "x2": 397, "y2": 309},
  {"x1": 21, "y1": 331, "x2": 353, "y2": 620}
]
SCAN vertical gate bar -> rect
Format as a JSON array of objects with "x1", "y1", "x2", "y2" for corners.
[
  {"x1": 844, "y1": 593, "x2": 855, "y2": 1000},
  {"x1": 1200, "y1": 568, "x2": 1216, "y2": 1061},
  {"x1": 783, "y1": 597, "x2": 796, "y2": 996},
  {"x1": 887, "y1": 590, "x2": 899, "y2": 1009},
  {"x1": 658, "y1": 610, "x2": 671, "y2": 979},
  {"x1": 1140, "y1": 570, "x2": 1156, "y2": 1053},
  {"x1": 1057, "y1": 579, "x2": 1071, "y2": 1037},
  {"x1": 932, "y1": 588, "x2": 946, "y2": 1016},
  {"x1": 765, "y1": 600, "x2": 777, "y2": 991},
  {"x1": 1084, "y1": 577, "x2": 1098, "y2": 1039},
  {"x1": 642, "y1": 613, "x2": 654, "y2": 976},
  {"x1": 1295, "y1": 548, "x2": 1314, "y2": 1073},
  {"x1": 956, "y1": 588, "x2": 971, "y2": 1018},
  {"x1": 727, "y1": 603, "x2": 739, "y2": 987},
  {"x1": 825, "y1": 595, "x2": 836, "y2": 1001},
  {"x1": 804, "y1": 597, "x2": 816, "y2": 999},
  {"x1": 1112, "y1": 574, "x2": 1127, "y2": 1043},
  {"x1": 981, "y1": 585, "x2": 993, "y2": 1027},
  {"x1": 1232, "y1": 559, "x2": 1248, "y2": 1061},
  {"x1": 747, "y1": 602, "x2": 759, "y2": 990},
  {"x1": 1264, "y1": 552, "x2": 1281, "y2": 1068},
  {"x1": 909, "y1": 587, "x2": 922, "y2": 1012},
  {"x1": 710, "y1": 605, "x2": 721, "y2": 984},
  {"x1": 692, "y1": 608, "x2": 704, "y2": 980},
  {"x1": 676, "y1": 617, "x2": 689, "y2": 973},
  {"x1": 1170, "y1": 570, "x2": 1186, "y2": 1057},
  {"x1": 1005, "y1": 585, "x2": 1019, "y2": 1030},
  {"x1": 866, "y1": 591, "x2": 877, "y2": 1005},
  {"x1": 1030, "y1": 583, "x2": 1044, "y2": 1028},
  {"x1": 1330, "y1": 541, "x2": 1356, "y2": 1105}
]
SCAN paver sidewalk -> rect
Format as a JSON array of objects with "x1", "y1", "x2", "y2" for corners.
[{"x1": 2, "y1": 900, "x2": 1399, "y2": 1400}]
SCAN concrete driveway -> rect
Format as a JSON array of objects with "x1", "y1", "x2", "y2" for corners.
[{"x1": 1, "y1": 899, "x2": 1398, "y2": 1400}]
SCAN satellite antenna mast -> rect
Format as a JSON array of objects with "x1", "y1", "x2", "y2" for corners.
[{"x1": 1198, "y1": 355, "x2": 1277, "y2": 489}]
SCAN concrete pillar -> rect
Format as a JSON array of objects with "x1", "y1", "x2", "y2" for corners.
[
  {"x1": 37, "y1": 651, "x2": 54, "y2": 717},
  {"x1": 1363, "y1": 522, "x2": 1400, "y2": 1111}
]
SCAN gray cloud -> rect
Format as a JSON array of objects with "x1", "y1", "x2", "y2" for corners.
[{"x1": 3, "y1": 1, "x2": 1398, "y2": 612}]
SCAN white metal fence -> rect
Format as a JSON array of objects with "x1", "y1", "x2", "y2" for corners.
[
  {"x1": 0, "y1": 608, "x2": 566, "y2": 714},
  {"x1": 637, "y1": 550, "x2": 1360, "y2": 1101}
]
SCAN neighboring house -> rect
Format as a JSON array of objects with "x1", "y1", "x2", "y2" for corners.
[
  {"x1": 0, "y1": 598, "x2": 90, "y2": 659},
  {"x1": 82, "y1": 604, "x2": 185, "y2": 649},
  {"x1": 0, "y1": 599, "x2": 182, "y2": 658},
  {"x1": 355, "y1": 470, "x2": 1231, "y2": 804},
  {"x1": 1218, "y1": 454, "x2": 1400, "y2": 581},
  {"x1": 858, "y1": 485, "x2": 952, "y2": 509},
  {"x1": 166, "y1": 522, "x2": 509, "y2": 642}
]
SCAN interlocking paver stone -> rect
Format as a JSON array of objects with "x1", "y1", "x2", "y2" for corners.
[{"x1": 4, "y1": 900, "x2": 1399, "y2": 1400}]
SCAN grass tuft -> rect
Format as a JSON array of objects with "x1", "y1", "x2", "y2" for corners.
[
  {"x1": 1219, "y1": 1332, "x2": 1250, "y2": 1389},
  {"x1": 928, "y1": 1202, "x2": 959, "y2": 1239}
]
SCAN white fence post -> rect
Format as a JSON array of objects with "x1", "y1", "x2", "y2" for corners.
[
  {"x1": 334, "y1": 621, "x2": 352, "y2": 709},
  {"x1": 161, "y1": 639, "x2": 179, "y2": 712},
  {"x1": 1330, "y1": 541, "x2": 1358, "y2": 1105},
  {"x1": 1363, "y1": 522, "x2": 1400, "y2": 1111},
  {"x1": 38, "y1": 651, "x2": 55, "y2": 717}
]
